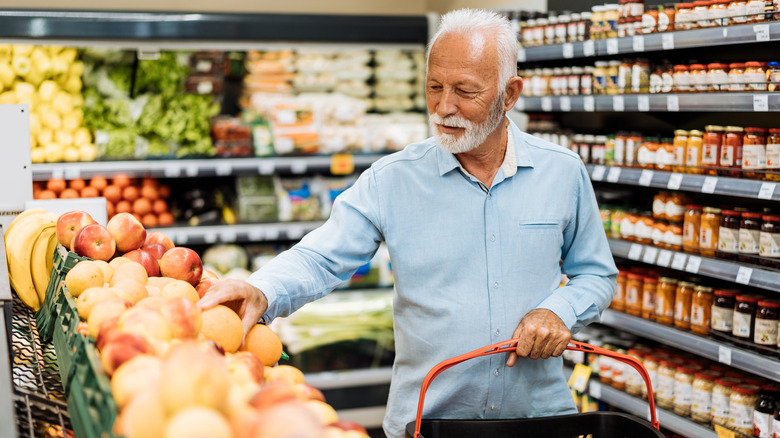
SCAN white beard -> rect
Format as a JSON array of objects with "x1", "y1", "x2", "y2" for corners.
[{"x1": 429, "y1": 94, "x2": 506, "y2": 154}]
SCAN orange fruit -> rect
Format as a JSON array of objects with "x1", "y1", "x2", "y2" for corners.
[
  {"x1": 60, "y1": 188, "x2": 79, "y2": 199},
  {"x1": 81, "y1": 186, "x2": 99, "y2": 197},
  {"x1": 123, "y1": 186, "x2": 140, "y2": 202},
  {"x1": 90, "y1": 176, "x2": 108, "y2": 191},
  {"x1": 158, "y1": 185, "x2": 171, "y2": 198},
  {"x1": 240, "y1": 324, "x2": 283, "y2": 367},
  {"x1": 157, "y1": 212, "x2": 174, "y2": 227},
  {"x1": 106, "y1": 201, "x2": 115, "y2": 218},
  {"x1": 116, "y1": 200, "x2": 132, "y2": 214},
  {"x1": 141, "y1": 213, "x2": 158, "y2": 228},
  {"x1": 152, "y1": 199, "x2": 168, "y2": 214},
  {"x1": 141, "y1": 177, "x2": 158, "y2": 188},
  {"x1": 132, "y1": 213, "x2": 142, "y2": 223},
  {"x1": 47, "y1": 178, "x2": 66, "y2": 194},
  {"x1": 133, "y1": 198, "x2": 152, "y2": 216},
  {"x1": 69, "y1": 178, "x2": 86, "y2": 191},
  {"x1": 38, "y1": 190, "x2": 56, "y2": 199},
  {"x1": 200, "y1": 305, "x2": 244, "y2": 353},
  {"x1": 103, "y1": 185, "x2": 122, "y2": 203},
  {"x1": 32, "y1": 181, "x2": 43, "y2": 192},
  {"x1": 141, "y1": 185, "x2": 159, "y2": 200},
  {"x1": 113, "y1": 174, "x2": 131, "y2": 188}
]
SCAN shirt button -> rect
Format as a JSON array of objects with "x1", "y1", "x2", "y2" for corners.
[
  {"x1": 490, "y1": 405, "x2": 496, "y2": 410},
  {"x1": 493, "y1": 282, "x2": 499, "y2": 289},
  {"x1": 490, "y1": 234, "x2": 496, "y2": 242},
  {"x1": 494, "y1": 369, "x2": 500, "y2": 376},
  {"x1": 494, "y1": 329, "x2": 500, "y2": 337}
]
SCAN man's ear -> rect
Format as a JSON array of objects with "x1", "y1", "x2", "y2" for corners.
[{"x1": 503, "y1": 76, "x2": 524, "y2": 111}]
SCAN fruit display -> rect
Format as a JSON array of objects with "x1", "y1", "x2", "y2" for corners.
[{"x1": 0, "y1": 44, "x2": 97, "y2": 163}]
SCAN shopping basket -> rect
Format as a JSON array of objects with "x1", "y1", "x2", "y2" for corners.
[{"x1": 406, "y1": 339, "x2": 663, "y2": 438}]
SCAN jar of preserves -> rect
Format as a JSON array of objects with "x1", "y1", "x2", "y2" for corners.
[
  {"x1": 625, "y1": 273, "x2": 644, "y2": 316},
  {"x1": 657, "y1": 358, "x2": 683, "y2": 409},
  {"x1": 657, "y1": 137, "x2": 675, "y2": 172},
  {"x1": 653, "y1": 192, "x2": 669, "y2": 220},
  {"x1": 544, "y1": 16, "x2": 557, "y2": 45},
  {"x1": 666, "y1": 222, "x2": 684, "y2": 251},
  {"x1": 641, "y1": 6, "x2": 659, "y2": 32},
  {"x1": 641, "y1": 276, "x2": 658, "y2": 320},
  {"x1": 728, "y1": 0, "x2": 749, "y2": 24},
  {"x1": 746, "y1": 62, "x2": 768, "y2": 91},
  {"x1": 745, "y1": 0, "x2": 767, "y2": 22},
  {"x1": 756, "y1": 299, "x2": 780, "y2": 352},
  {"x1": 650, "y1": 64, "x2": 664, "y2": 93},
  {"x1": 592, "y1": 135, "x2": 607, "y2": 165},
  {"x1": 659, "y1": 4, "x2": 676, "y2": 31},
  {"x1": 693, "y1": 1, "x2": 714, "y2": 27},
  {"x1": 728, "y1": 62, "x2": 746, "y2": 92},
  {"x1": 712, "y1": 289, "x2": 739, "y2": 339},
  {"x1": 759, "y1": 215, "x2": 780, "y2": 269},
  {"x1": 579, "y1": 12, "x2": 592, "y2": 41},
  {"x1": 677, "y1": 3, "x2": 694, "y2": 29},
  {"x1": 702, "y1": 125, "x2": 724, "y2": 175},
  {"x1": 675, "y1": 281, "x2": 696, "y2": 330},
  {"x1": 733, "y1": 294, "x2": 762, "y2": 345},
  {"x1": 555, "y1": 14, "x2": 569, "y2": 44},
  {"x1": 691, "y1": 369, "x2": 720, "y2": 423},
  {"x1": 691, "y1": 286, "x2": 714, "y2": 335},
  {"x1": 721, "y1": 126, "x2": 744, "y2": 178},
  {"x1": 612, "y1": 270, "x2": 628, "y2": 311},
  {"x1": 618, "y1": 59, "x2": 633, "y2": 94},
  {"x1": 655, "y1": 277, "x2": 678, "y2": 325},
  {"x1": 581, "y1": 66, "x2": 594, "y2": 95},
  {"x1": 626, "y1": 132, "x2": 643, "y2": 166},
  {"x1": 636, "y1": 216, "x2": 654, "y2": 245},
  {"x1": 707, "y1": 63, "x2": 729, "y2": 91},
  {"x1": 743, "y1": 127, "x2": 768, "y2": 179},
  {"x1": 673, "y1": 65, "x2": 691, "y2": 92},
  {"x1": 729, "y1": 384, "x2": 760, "y2": 435},
  {"x1": 700, "y1": 207, "x2": 722, "y2": 257},
  {"x1": 717, "y1": 210, "x2": 742, "y2": 260},
  {"x1": 631, "y1": 59, "x2": 651, "y2": 94},
  {"x1": 568, "y1": 66, "x2": 581, "y2": 95},
  {"x1": 768, "y1": 62, "x2": 780, "y2": 92},
  {"x1": 712, "y1": 377, "x2": 741, "y2": 427},
  {"x1": 666, "y1": 193, "x2": 689, "y2": 223},
  {"x1": 637, "y1": 138, "x2": 659, "y2": 169},
  {"x1": 690, "y1": 63, "x2": 708, "y2": 92},
  {"x1": 599, "y1": 343, "x2": 615, "y2": 384},
  {"x1": 674, "y1": 363, "x2": 702, "y2": 416},
  {"x1": 767, "y1": 129, "x2": 780, "y2": 181},
  {"x1": 753, "y1": 386, "x2": 778, "y2": 438},
  {"x1": 621, "y1": 211, "x2": 639, "y2": 241},
  {"x1": 672, "y1": 130, "x2": 689, "y2": 173},
  {"x1": 739, "y1": 211, "x2": 762, "y2": 263},
  {"x1": 709, "y1": 0, "x2": 732, "y2": 26},
  {"x1": 683, "y1": 205, "x2": 703, "y2": 253},
  {"x1": 642, "y1": 354, "x2": 660, "y2": 399},
  {"x1": 652, "y1": 221, "x2": 668, "y2": 248},
  {"x1": 686, "y1": 129, "x2": 704, "y2": 174},
  {"x1": 661, "y1": 63, "x2": 675, "y2": 93},
  {"x1": 567, "y1": 13, "x2": 580, "y2": 42}
]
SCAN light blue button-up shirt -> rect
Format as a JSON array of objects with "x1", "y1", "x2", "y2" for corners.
[{"x1": 247, "y1": 118, "x2": 617, "y2": 438}]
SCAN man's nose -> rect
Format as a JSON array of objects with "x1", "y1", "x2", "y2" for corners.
[{"x1": 436, "y1": 89, "x2": 458, "y2": 117}]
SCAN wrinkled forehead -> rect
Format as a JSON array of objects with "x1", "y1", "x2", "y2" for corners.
[{"x1": 427, "y1": 31, "x2": 499, "y2": 78}]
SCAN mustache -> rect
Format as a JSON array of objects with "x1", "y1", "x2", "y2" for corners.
[{"x1": 428, "y1": 114, "x2": 475, "y2": 129}]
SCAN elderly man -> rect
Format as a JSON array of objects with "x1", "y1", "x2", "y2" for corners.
[{"x1": 200, "y1": 8, "x2": 616, "y2": 438}]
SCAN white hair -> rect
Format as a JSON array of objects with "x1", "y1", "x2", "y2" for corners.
[{"x1": 427, "y1": 8, "x2": 518, "y2": 89}]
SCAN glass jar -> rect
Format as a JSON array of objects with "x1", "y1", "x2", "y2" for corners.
[
  {"x1": 692, "y1": 369, "x2": 720, "y2": 423},
  {"x1": 746, "y1": 61, "x2": 768, "y2": 91},
  {"x1": 733, "y1": 294, "x2": 762, "y2": 345},
  {"x1": 659, "y1": 4, "x2": 676, "y2": 31},
  {"x1": 713, "y1": 377, "x2": 742, "y2": 427},
  {"x1": 653, "y1": 192, "x2": 670, "y2": 220},
  {"x1": 606, "y1": 60, "x2": 621, "y2": 95},
  {"x1": 605, "y1": 4, "x2": 620, "y2": 38},
  {"x1": 657, "y1": 358, "x2": 684, "y2": 409},
  {"x1": 675, "y1": 281, "x2": 696, "y2": 330},
  {"x1": 555, "y1": 14, "x2": 569, "y2": 44},
  {"x1": 657, "y1": 137, "x2": 675, "y2": 172},
  {"x1": 768, "y1": 62, "x2": 780, "y2": 92},
  {"x1": 666, "y1": 222, "x2": 684, "y2": 251},
  {"x1": 728, "y1": 0, "x2": 749, "y2": 25},
  {"x1": 700, "y1": 207, "x2": 722, "y2": 257},
  {"x1": 618, "y1": 59, "x2": 633, "y2": 94},
  {"x1": 627, "y1": 132, "x2": 643, "y2": 166},
  {"x1": 637, "y1": 137, "x2": 659, "y2": 169},
  {"x1": 599, "y1": 343, "x2": 615, "y2": 384},
  {"x1": 683, "y1": 205, "x2": 703, "y2": 253},
  {"x1": 721, "y1": 126, "x2": 744, "y2": 178},
  {"x1": 612, "y1": 270, "x2": 628, "y2": 311},
  {"x1": 641, "y1": 6, "x2": 660, "y2": 33},
  {"x1": 568, "y1": 66, "x2": 582, "y2": 95},
  {"x1": 673, "y1": 65, "x2": 691, "y2": 93},
  {"x1": 702, "y1": 125, "x2": 725, "y2": 175},
  {"x1": 631, "y1": 59, "x2": 651, "y2": 94},
  {"x1": 636, "y1": 216, "x2": 654, "y2": 245},
  {"x1": 567, "y1": 13, "x2": 580, "y2": 42},
  {"x1": 728, "y1": 62, "x2": 746, "y2": 92},
  {"x1": 690, "y1": 63, "x2": 709, "y2": 92},
  {"x1": 729, "y1": 384, "x2": 760, "y2": 435},
  {"x1": 625, "y1": 348, "x2": 646, "y2": 396},
  {"x1": 677, "y1": 3, "x2": 694, "y2": 29},
  {"x1": 759, "y1": 215, "x2": 780, "y2": 269},
  {"x1": 661, "y1": 63, "x2": 675, "y2": 93},
  {"x1": 650, "y1": 64, "x2": 664, "y2": 93},
  {"x1": 707, "y1": 63, "x2": 729, "y2": 91},
  {"x1": 671, "y1": 130, "x2": 689, "y2": 173},
  {"x1": 743, "y1": 127, "x2": 768, "y2": 180},
  {"x1": 544, "y1": 16, "x2": 557, "y2": 45},
  {"x1": 767, "y1": 129, "x2": 780, "y2": 182},
  {"x1": 642, "y1": 354, "x2": 660, "y2": 399},
  {"x1": 693, "y1": 0, "x2": 714, "y2": 27},
  {"x1": 686, "y1": 129, "x2": 704, "y2": 174},
  {"x1": 745, "y1": 0, "x2": 767, "y2": 22},
  {"x1": 754, "y1": 299, "x2": 780, "y2": 356},
  {"x1": 656, "y1": 277, "x2": 678, "y2": 325},
  {"x1": 717, "y1": 210, "x2": 742, "y2": 260},
  {"x1": 594, "y1": 61, "x2": 609, "y2": 95},
  {"x1": 691, "y1": 286, "x2": 714, "y2": 335},
  {"x1": 641, "y1": 276, "x2": 658, "y2": 320},
  {"x1": 625, "y1": 273, "x2": 644, "y2": 316},
  {"x1": 666, "y1": 193, "x2": 689, "y2": 223},
  {"x1": 653, "y1": 221, "x2": 668, "y2": 248},
  {"x1": 709, "y1": 0, "x2": 732, "y2": 26},
  {"x1": 579, "y1": 12, "x2": 592, "y2": 41},
  {"x1": 621, "y1": 211, "x2": 639, "y2": 241},
  {"x1": 739, "y1": 211, "x2": 762, "y2": 263},
  {"x1": 753, "y1": 387, "x2": 778, "y2": 438},
  {"x1": 712, "y1": 289, "x2": 739, "y2": 339},
  {"x1": 674, "y1": 364, "x2": 702, "y2": 416},
  {"x1": 581, "y1": 66, "x2": 594, "y2": 95}
]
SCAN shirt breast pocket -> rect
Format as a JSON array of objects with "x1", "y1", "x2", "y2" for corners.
[{"x1": 515, "y1": 220, "x2": 563, "y2": 277}]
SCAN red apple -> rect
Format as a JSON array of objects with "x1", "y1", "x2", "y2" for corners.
[
  {"x1": 195, "y1": 277, "x2": 218, "y2": 299},
  {"x1": 56, "y1": 210, "x2": 97, "y2": 248},
  {"x1": 295, "y1": 383, "x2": 326, "y2": 402},
  {"x1": 159, "y1": 247, "x2": 203, "y2": 287},
  {"x1": 249, "y1": 382, "x2": 299, "y2": 411},
  {"x1": 99, "y1": 332, "x2": 155, "y2": 376},
  {"x1": 72, "y1": 223, "x2": 117, "y2": 261},
  {"x1": 144, "y1": 231, "x2": 174, "y2": 251},
  {"x1": 123, "y1": 249, "x2": 161, "y2": 277},
  {"x1": 140, "y1": 243, "x2": 167, "y2": 261},
  {"x1": 328, "y1": 419, "x2": 368, "y2": 434},
  {"x1": 107, "y1": 212, "x2": 147, "y2": 253},
  {"x1": 160, "y1": 297, "x2": 202, "y2": 339}
]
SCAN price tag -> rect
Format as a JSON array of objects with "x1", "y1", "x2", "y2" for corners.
[
  {"x1": 185, "y1": 165, "x2": 199, "y2": 177},
  {"x1": 204, "y1": 233, "x2": 218, "y2": 244},
  {"x1": 514, "y1": 97, "x2": 526, "y2": 112},
  {"x1": 606, "y1": 38, "x2": 619, "y2": 55},
  {"x1": 685, "y1": 255, "x2": 702, "y2": 274},
  {"x1": 736, "y1": 266, "x2": 753, "y2": 285},
  {"x1": 583, "y1": 39, "x2": 596, "y2": 57},
  {"x1": 714, "y1": 425, "x2": 736, "y2": 438},
  {"x1": 628, "y1": 243, "x2": 643, "y2": 260},
  {"x1": 667, "y1": 173, "x2": 683, "y2": 190},
  {"x1": 638, "y1": 169, "x2": 654, "y2": 186},
  {"x1": 591, "y1": 165, "x2": 607, "y2": 181},
  {"x1": 560, "y1": 96, "x2": 572, "y2": 112},
  {"x1": 517, "y1": 46, "x2": 526, "y2": 62},
  {"x1": 642, "y1": 246, "x2": 659, "y2": 264},
  {"x1": 541, "y1": 97, "x2": 553, "y2": 112},
  {"x1": 637, "y1": 95, "x2": 650, "y2": 112},
  {"x1": 702, "y1": 176, "x2": 718, "y2": 193},
  {"x1": 51, "y1": 168, "x2": 64, "y2": 179},
  {"x1": 613, "y1": 95, "x2": 625, "y2": 112},
  {"x1": 248, "y1": 229, "x2": 264, "y2": 241},
  {"x1": 718, "y1": 346, "x2": 733, "y2": 366},
  {"x1": 606, "y1": 166, "x2": 622, "y2": 183},
  {"x1": 657, "y1": 250, "x2": 673, "y2": 267},
  {"x1": 666, "y1": 95, "x2": 679, "y2": 112},
  {"x1": 671, "y1": 252, "x2": 688, "y2": 270},
  {"x1": 583, "y1": 96, "x2": 595, "y2": 112},
  {"x1": 330, "y1": 154, "x2": 354, "y2": 175},
  {"x1": 759, "y1": 182, "x2": 776, "y2": 199},
  {"x1": 589, "y1": 380, "x2": 601, "y2": 399},
  {"x1": 64, "y1": 167, "x2": 80, "y2": 180},
  {"x1": 287, "y1": 226, "x2": 304, "y2": 240},
  {"x1": 567, "y1": 363, "x2": 592, "y2": 392},
  {"x1": 290, "y1": 161, "x2": 308, "y2": 174},
  {"x1": 215, "y1": 162, "x2": 232, "y2": 176},
  {"x1": 662, "y1": 33, "x2": 674, "y2": 50},
  {"x1": 753, "y1": 94, "x2": 769, "y2": 112},
  {"x1": 265, "y1": 228, "x2": 280, "y2": 240},
  {"x1": 632, "y1": 35, "x2": 645, "y2": 52},
  {"x1": 258, "y1": 161, "x2": 275, "y2": 175},
  {"x1": 562, "y1": 43, "x2": 574, "y2": 59},
  {"x1": 219, "y1": 230, "x2": 237, "y2": 242},
  {"x1": 754, "y1": 23, "x2": 770, "y2": 41},
  {"x1": 164, "y1": 166, "x2": 181, "y2": 177}
]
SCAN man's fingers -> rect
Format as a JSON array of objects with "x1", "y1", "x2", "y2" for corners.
[
  {"x1": 551, "y1": 340, "x2": 568, "y2": 358},
  {"x1": 197, "y1": 284, "x2": 245, "y2": 310},
  {"x1": 514, "y1": 332, "x2": 535, "y2": 358},
  {"x1": 506, "y1": 351, "x2": 519, "y2": 367}
]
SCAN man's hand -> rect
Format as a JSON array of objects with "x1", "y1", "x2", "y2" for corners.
[
  {"x1": 506, "y1": 309, "x2": 571, "y2": 366},
  {"x1": 197, "y1": 279, "x2": 269, "y2": 339}
]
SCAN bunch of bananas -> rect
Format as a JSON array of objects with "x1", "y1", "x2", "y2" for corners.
[{"x1": 4, "y1": 208, "x2": 60, "y2": 310}]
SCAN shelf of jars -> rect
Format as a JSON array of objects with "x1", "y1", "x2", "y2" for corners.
[
  {"x1": 148, "y1": 221, "x2": 325, "y2": 245},
  {"x1": 513, "y1": 92, "x2": 780, "y2": 113},
  {"x1": 608, "y1": 237, "x2": 780, "y2": 293},
  {"x1": 585, "y1": 164, "x2": 780, "y2": 201},
  {"x1": 31, "y1": 155, "x2": 385, "y2": 181},
  {"x1": 600, "y1": 309, "x2": 780, "y2": 383},
  {"x1": 519, "y1": 21, "x2": 780, "y2": 62}
]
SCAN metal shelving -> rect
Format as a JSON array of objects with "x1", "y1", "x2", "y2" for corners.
[
  {"x1": 514, "y1": 92, "x2": 780, "y2": 113},
  {"x1": 149, "y1": 221, "x2": 324, "y2": 245}
]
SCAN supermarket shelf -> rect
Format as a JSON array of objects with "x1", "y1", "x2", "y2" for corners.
[
  {"x1": 607, "y1": 238, "x2": 780, "y2": 293},
  {"x1": 31, "y1": 155, "x2": 385, "y2": 181},
  {"x1": 600, "y1": 309, "x2": 780, "y2": 383},
  {"x1": 514, "y1": 93, "x2": 780, "y2": 113},
  {"x1": 305, "y1": 367, "x2": 392, "y2": 390},
  {"x1": 519, "y1": 21, "x2": 780, "y2": 62},
  {"x1": 149, "y1": 221, "x2": 325, "y2": 245},
  {"x1": 586, "y1": 164, "x2": 780, "y2": 201},
  {"x1": 335, "y1": 406, "x2": 386, "y2": 429}
]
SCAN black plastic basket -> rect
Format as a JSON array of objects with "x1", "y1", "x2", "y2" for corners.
[{"x1": 405, "y1": 340, "x2": 663, "y2": 438}]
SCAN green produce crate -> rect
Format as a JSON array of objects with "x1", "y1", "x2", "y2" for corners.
[{"x1": 36, "y1": 245, "x2": 89, "y2": 342}]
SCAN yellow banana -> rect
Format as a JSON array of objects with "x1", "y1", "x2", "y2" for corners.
[
  {"x1": 6, "y1": 215, "x2": 56, "y2": 310},
  {"x1": 4, "y1": 207, "x2": 49, "y2": 243},
  {"x1": 30, "y1": 227, "x2": 57, "y2": 304}
]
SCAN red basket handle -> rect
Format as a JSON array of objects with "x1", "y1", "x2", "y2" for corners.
[{"x1": 411, "y1": 339, "x2": 659, "y2": 438}]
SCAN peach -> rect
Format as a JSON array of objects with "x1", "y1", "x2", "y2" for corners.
[
  {"x1": 195, "y1": 277, "x2": 219, "y2": 298},
  {"x1": 71, "y1": 223, "x2": 116, "y2": 261},
  {"x1": 110, "y1": 354, "x2": 163, "y2": 408},
  {"x1": 160, "y1": 297, "x2": 202, "y2": 339},
  {"x1": 99, "y1": 331, "x2": 155, "y2": 376},
  {"x1": 92, "y1": 260, "x2": 114, "y2": 283},
  {"x1": 161, "y1": 342, "x2": 230, "y2": 415},
  {"x1": 145, "y1": 230, "x2": 174, "y2": 251},
  {"x1": 113, "y1": 278, "x2": 150, "y2": 304},
  {"x1": 87, "y1": 298, "x2": 131, "y2": 339},
  {"x1": 146, "y1": 285, "x2": 161, "y2": 297},
  {"x1": 110, "y1": 261, "x2": 148, "y2": 286},
  {"x1": 160, "y1": 279, "x2": 200, "y2": 303},
  {"x1": 123, "y1": 248, "x2": 160, "y2": 277},
  {"x1": 202, "y1": 269, "x2": 220, "y2": 280},
  {"x1": 115, "y1": 388, "x2": 166, "y2": 438},
  {"x1": 118, "y1": 306, "x2": 173, "y2": 342},
  {"x1": 228, "y1": 406, "x2": 261, "y2": 438},
  {"x1": 76, "y1": 286, "x2": 120, "y2": 320},
  {"x1": 107, "y1": 212, "x2": 147, "y2": 253},
  {"x1": 136, "y1": 296, "x2": 168, "y2": 310},
  {"x1": 227, "y1": 351, "x2": 264, "y2": 384},
  {"x1": 56, "y1": 210, "x2": 96, "y2": 248},
  {"x1": 164, "y1": 407, "x2": 232, "y2": 438},
  {"x1": 159, "y1": 247, "x2": 203, "y2": 286}
]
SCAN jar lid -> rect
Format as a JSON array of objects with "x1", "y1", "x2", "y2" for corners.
[
  {"x1": 692, "y1": 0, "x2": 711, "y2": 5},
  {"x1": 627, "y1": 273, "x2": 644, "y2": 280},
  {"x1": 728, "y1": 62, "x2": 746, "y2": 68},
  {"x1": 658, "y1": 276, "x2": 678, "y2": 283},
  {"x1": 627, "y1": 348, "x2": 645, "y2": 357},
  {"x1": 767, "y1": 62, "x2": 780, "y2": 67},
  {"x1": 660, "y1": 358, "x2": 683, "y2": 367},
  {"x1": 733, "y1": 384, "x2": 761, "y2": 395},
  {"x1": 685, "y1": 204, "x2": 703, "y2": 211},
  {"x1": 673, "y1": 65, "x2": 689, "y2": 71},
  {"x1": 703, "y1": 207, "x2": 722, "y2": 214},
  {"x1": 725, "y1": 126, "x2": 744, "y2": 132},
  {"x1": 689, "y1": 63, "x2": 706, "y2": 70},
  {"x1": 768, "y1": 128, "x2": 780, "y2": 134},
  {"x1": 758, "y1": 299, "x2": 780, "y2": 308},
  {"x1": 617, "y1": 270, "x2": 628, "y2": 277},
  {"x1": 694, "y1": 370, "x2": 720, "y2": 381},
  {"x1": 761, "y1": 384, "x2": 780, "y2": 393},
  {"x1": 745, "y1": 61, "x2": 763, "y2": 68},
  {"x1": 643, "y1": 276, "x2": 658, "y2": 284},
  {"x1": 741, "y1": 211, "x2": 763, "y2": 219},
  {"x1": 762, "y1": 215, "x2": 780, "y2": 221},
  {"x1": 704, "y1": 125, "x2": 725, "y2": 131},
  {"x1": 677, "y1": 281, "x2": 696, "y2": 287},
  {"x1": 745, "y1": 126, "x2": 769, "y2": 133},
  {"x1": 677, "y1": 363, "x2": 702, "y2": 373},
  {"x1": 715, "y1": 377, "x2": 742, "y2": 387},
  {"x1": 714, "y1": 289, "x2": 739, "y2": 297},
  {"x1": 707, "y1": 63, "x2": 725, "y2": 69},
  {"x1": 721, "y1": 209, "x2": 743, "y2": 216},
  {"x1": 689, "y1": 130, "x2": 703, "y2": 136},
  {"x1": 674, "y1": 129, "x2": 689, "y2": 136},
  {"x1": 694, "y1": 285, "x2": 713, "y2": 292},
  {"x1": 736, "y1": 294, "x2": 763, "y2": 303}
]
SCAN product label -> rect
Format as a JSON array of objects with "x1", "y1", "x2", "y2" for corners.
[
  {"x1": 592, "y1": 145, "x2": 605, "y2": 163},
  {"x1": 731, "y1": 402, "x2": 754, "y2": 429},
  {"x1": 767, "y1": 144, "x2": 780, "y2": 169},
  {"x1": 612, "y1": 362, "x2": 626, "y2": 383},
  {"x1": 662, "y1": 72, "x2": 674, "y2": 93},
  {"x1": 730, "y1": 72, "x2": 746, "y2": 91},
  {"x1": 675, "y1": 72, "x2": 690, "y2": 91},
  {"x1": 760, "y1": 231, "x2": 780, "y2": 257},
  {"x1": 692, "y1": 73, "x2": 708, "y2": 92},
  {"x1": 626, "y1": 286, "x2": 640, "y2": 306},
  {"x1": 581, "y1": 75, "x2": 592, "y2": 95},
  {"x1": 702, "y1": 144, "x2": 719, "y2": 165},
  {"x1": 676, "y1": 299, "x2": 690, "y2": 322},
  {"x1": 709, "y1": 71, "x2": 729, "y2": 91},
  {"x1": 739, "y1": 228, "x2": 760, "y2": 254},
  {"x1": 747, "y1": 72, "x2": 769, "y2": 91},
  {"x1": 646, "y1": 368, "x2": 658, "y2": 396},
  {"x1": 686, "y1": 145, "x2": 700, "y2": 166},
  {"x1": 721, "y1": 145, "x2": 735, "y2": 167},
  {"x1": 614, "y1": 138, "x2": 625, "y2": 165},
  {"x1": 743, "y1": 144, "x2": 767, "y2": 169},
  {"x1": 666, "y1": 230, "x2": 682, "y2": 246},
  {"x1": 600, "y1": 356, "x2": 613, "y2": 378},
  {"x1": 620, "y1": 218, "x2": 635, "y2": 238},
  {"x1": 719, "y1": 227, "x2": 740, "y2": 252},
  {"x1": 657, "y1": 13, "x2": 670, "y2": 32},
  {"x1": 655, "y1": 295, "x2": 666, "y2": 317},
  {"x1": 658, "y1": 374, "x2": 675, "y2": 401},
  {"x1": 643, "y1": 288, "x2": 656, "y2": 311},
  {"x1": 656, "y1": 148, "x2": 670, "y2": 168},
  {"x1": 670, "y1": 146, "x2": 684, "y2": 166},
  {"x1": 700, "y1": 227, "x2": 715, "y2": 249},
  {"x1": 691, "y1": 387, "x2": 712, "y2": 417},
  {"x1": 650, "y1": 73, "x2": 663, "y2": 93},
  {"x1": 746, "y1": 0, "x2": 765, "y2": 15},
  {"x1": 625, "y1": 139, "x2": 636, "y2": 165},
  {"x1": 684, "y1": 222, "x2": 699, "y2": 244},
  {"x1": 568, "y1": 76, "x2": 579, "y2": 95},
  {"x1": 755, "y1": 410, "x2": 771, "y2": 438},
  {"x1": 729, "y1": 4, "x2": 747, "y2": 23},
  {"x1": 691, "y1": 304, "x2": 705, "y2": 326},
  {"x1": 674, "y1": 379, "x2": 693, "y2": 407},
  {"x1": 733, "y1": 311, "x2": 753, "y2": 337},
  {"x1": 579, "y1": 144, "x2": 590, "y2": 162},
  {"x1": 614, "y1": 282, "x2": 625, "y2": 302},
  {"x1": 666, "y1": 201, "x2": 686, "y2": 219},
  {"x1": 641, "y1": 14, "x2": 657, "y2": 33},
  {"x1": 772, "y1": 414, "x2": 780, "y2": 437},
  {"x1": 711, "y1": 306, "x2": 735, "y2": 331},
  {"x1": 712, "y1": 391, "x2": 730, "y2": 419},
  {"x1": 754, "y1": 317, "x2": 778, "y2": 345}
]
